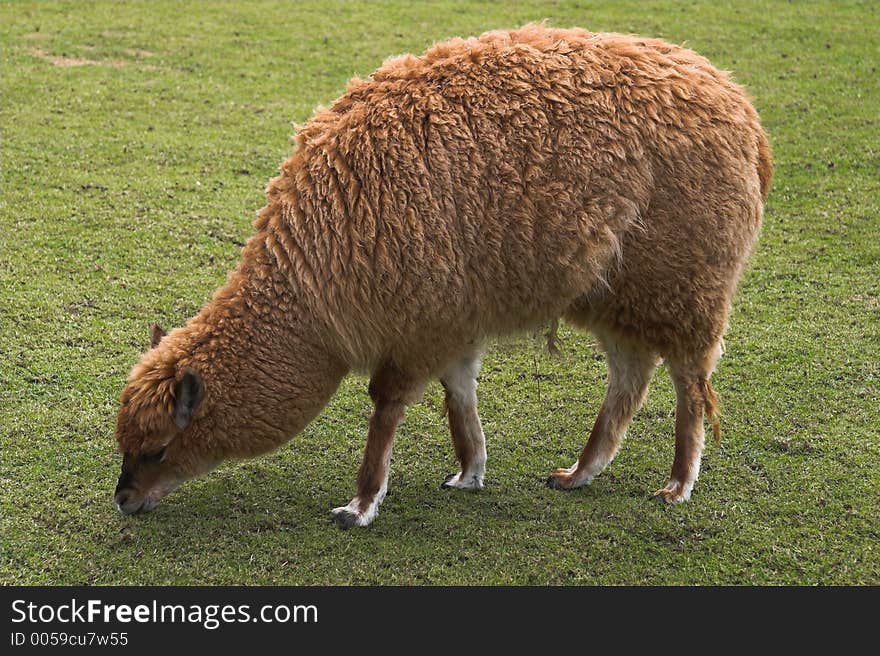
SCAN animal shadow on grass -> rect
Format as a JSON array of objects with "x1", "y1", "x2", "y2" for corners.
[
  {"x1": 110, "y1": 454, "x2": 667, "y2": 550},
  {"x1": 118, "y1": 464, "x2": 330, "y2": 535}
]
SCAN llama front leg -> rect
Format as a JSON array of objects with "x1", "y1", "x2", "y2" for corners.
[
  {"x1": 331, "y1": 363, "x2": 418, "y2": 528},
  {"x1": 440, "y1": 353, "x2": 486, "y2": 491}
]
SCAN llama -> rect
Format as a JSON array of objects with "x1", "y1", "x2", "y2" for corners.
[{"x1": 114, "y1": 25, "x2": 772, "y2": 527}]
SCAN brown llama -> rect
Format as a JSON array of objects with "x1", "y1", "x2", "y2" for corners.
[{"x1": 114, "y1": 25, "x2": 772, "y2": 527}]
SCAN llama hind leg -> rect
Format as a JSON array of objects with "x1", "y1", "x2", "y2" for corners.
[
  {"x1": 655, "y1": 345, "x2": 722, "y2": 503},
  {"x1": 439, "y1": 352, "x2": 486, "y2": 491},
  {"x1": 548, "y1": 335, "x2": 659, "y2": 490}
]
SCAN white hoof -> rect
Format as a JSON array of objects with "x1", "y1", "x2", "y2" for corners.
[{"x1": 440, "y1": 471, "x2": 484, "y2": 491}]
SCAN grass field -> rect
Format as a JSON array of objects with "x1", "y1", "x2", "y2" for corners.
[{"x1": 2, "y1": 0, "x2": 878, "y2": 585}]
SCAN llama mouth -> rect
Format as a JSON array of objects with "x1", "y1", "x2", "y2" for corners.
[{"x1": 114, "y1": 493, "x2": 159, "y2": 515}]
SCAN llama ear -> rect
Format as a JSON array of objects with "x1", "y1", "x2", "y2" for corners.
[
  {"x1": 150, "y1": 324, "x2": 167, "y2": 349},
  {"x1": 173, "y1": 368, "x2": 204, "y2": 429}
]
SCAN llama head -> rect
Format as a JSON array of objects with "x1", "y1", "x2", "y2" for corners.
[{"x1": 113, "y1": 325, "x2": 216, "y2": 514}]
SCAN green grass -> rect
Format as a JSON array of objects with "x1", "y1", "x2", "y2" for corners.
[{"x1": 1, "y1": 0, "x2": 878, "y2": 585}]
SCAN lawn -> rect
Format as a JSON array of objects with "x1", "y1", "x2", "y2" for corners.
[{"x1": 1, "y1": 0, "x2": 878, "y2": 585}]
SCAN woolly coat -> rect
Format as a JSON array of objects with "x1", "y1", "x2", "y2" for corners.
[{"x1": 259, "y1": 25, "x2": 769, "y2": 373}]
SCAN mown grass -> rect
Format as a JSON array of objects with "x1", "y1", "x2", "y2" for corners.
[{"x1": 1, "y1": 0, "x2": 878, "y2": 585}]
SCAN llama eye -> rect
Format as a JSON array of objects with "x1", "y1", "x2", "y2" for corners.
[{"x1": 142, "y1": 447, "x2": 167, "y2": 463}]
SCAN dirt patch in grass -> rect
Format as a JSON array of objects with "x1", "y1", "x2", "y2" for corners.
[
  {"x1": 30, "y1": 46, "x2": 128, "y2": 68},
  {"x1": 124, "y1": 48, "x2": 155, "y2": 59}
]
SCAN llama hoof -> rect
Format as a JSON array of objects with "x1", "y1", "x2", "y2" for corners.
[
  {"x1": 440, "y1": 471, "x2": 483, "y2": 491},
  {"x1": 653, "y1": 480, "x2": 692, "y2": 504},
  {"x1": 330, "y1": 505, "x2": 374, "y2": 529},
  {"x1": 330, "y1": 507, "x2": 360, "y2": 529},
  {"x1": 546, "y1": 466, "x2": 590, "y2": 491},
  {"x1": 331, "y1": 494, "x2": 384, "y2": 528}
]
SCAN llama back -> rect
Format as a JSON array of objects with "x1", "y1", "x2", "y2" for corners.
[{"x1": 257, "y1": 26, "x2": 769, "y2": 373}]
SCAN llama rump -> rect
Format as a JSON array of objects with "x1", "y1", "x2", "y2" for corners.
[{"x1": 113, "y1": 25, "x2": 772, "y2": 528}]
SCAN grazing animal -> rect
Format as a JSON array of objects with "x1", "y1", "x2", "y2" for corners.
[{"x1": 114, "y1": 25, "x2": 772, "y2": 527}]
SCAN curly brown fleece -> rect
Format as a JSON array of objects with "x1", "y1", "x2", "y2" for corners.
[{"x1": 114, "y1": 25, "x2": 771, "y2": 522}]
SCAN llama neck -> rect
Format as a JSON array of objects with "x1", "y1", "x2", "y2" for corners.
[{"x1": 182, "y1": 235, "x2": 348, "y2": 458}]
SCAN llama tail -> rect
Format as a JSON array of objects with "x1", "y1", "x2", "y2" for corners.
[{"x1": 757, "y1": 131, "x2": 774, "y2": 202}]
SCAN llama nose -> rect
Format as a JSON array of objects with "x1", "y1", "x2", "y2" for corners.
[{"x1": 114, "y1": 491, "x2": 134, "y2": 513}]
